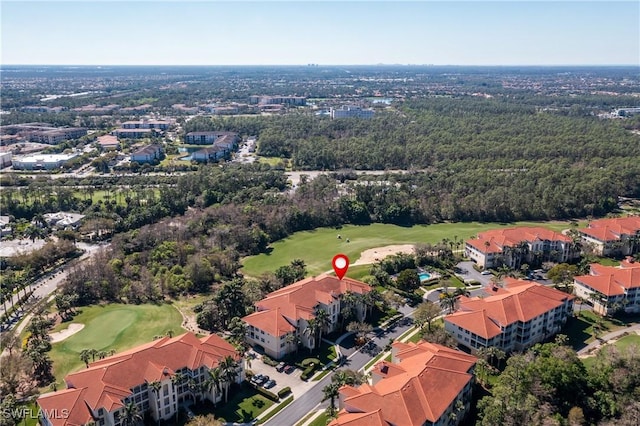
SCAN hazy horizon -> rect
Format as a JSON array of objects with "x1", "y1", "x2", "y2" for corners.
[{"x1": 2, "y1": 1, "x2": 638, "y2": 67}]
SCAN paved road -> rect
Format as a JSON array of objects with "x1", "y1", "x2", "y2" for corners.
[
  {"x1": 264, "y1": 304, "x2": 415, "y2": 425},
  {"x1": 1, "y1": 242, "x2": 104, "y2": 330}
]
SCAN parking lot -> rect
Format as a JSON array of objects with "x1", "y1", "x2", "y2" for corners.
[{"x1": 248, "y1": 353, "x2": 318, "y2": 398}]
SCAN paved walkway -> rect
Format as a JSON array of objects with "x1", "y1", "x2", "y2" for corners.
[{"x1": 577, "y1": 323, "x2": 640, "y2": 356}]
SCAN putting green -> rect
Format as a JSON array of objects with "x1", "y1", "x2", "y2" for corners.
[
  {"x1": 49, "y1": 303, "x2": 184, "y2": 387},
  {"x1": 241, "y1": 221, "x2": 582, "y2": 277}
]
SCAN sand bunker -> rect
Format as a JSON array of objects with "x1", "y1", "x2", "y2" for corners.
[
  {"x1": 49, "y1": 323, "x2": 85, "y2": 343},
  {"x1": 352, "y1": 244, "x2": 416, "y2": 266}
]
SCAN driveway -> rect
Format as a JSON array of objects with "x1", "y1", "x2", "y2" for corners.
[{"x1": 455, "y1": 261, "x2": 493, "y2": 286}]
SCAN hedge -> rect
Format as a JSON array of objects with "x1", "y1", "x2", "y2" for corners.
[
  {"x1": 277, "y1": 387, "x2": 291, "y2": 398},
  {"x1": 249, "y1": 382, "x2": 279, "y2": 402},
  {"x1": 301, "y1": 363, "x2": 317, "y2": 381},
  {"x1": 262, "y1": 355, "x2": 278, "y2": 367}
]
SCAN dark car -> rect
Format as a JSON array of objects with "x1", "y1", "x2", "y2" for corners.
[
  {"x1": 276, "y1": 362, "x2": 286, "y2": 372},
  {"x1": 284, "y1": 365, "x2": 295, "y2": 374},
  {"x1": 263, "y1": 379, "x2": 276, "y2": 389}
]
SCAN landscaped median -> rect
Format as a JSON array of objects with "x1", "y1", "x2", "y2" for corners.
[{"x1": 256, "y1": 395, "x2": 294, "y2": 424}]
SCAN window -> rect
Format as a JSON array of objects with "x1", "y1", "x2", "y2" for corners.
[{"x1": 165, "y1": 407, "x2": 170, "y2": 415}]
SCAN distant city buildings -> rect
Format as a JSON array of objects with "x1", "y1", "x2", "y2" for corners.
[
  {"x1": 444, "y1": 279, "x2": 574, "y2": 353},
  {"x1": 249, "y1": 95, "x2": 306, "y2": 106},
  {"x1": 0, "y1": 152, "x2": 12, "y2": 168},
  {"x1": 11, "y1": 153, "x2": 77, "y2": 170},
  {"x1": 574, "y1": 258, "x2": 640, "y2": 316},
  {"x1": 578, "y1": 216, "x2": 640, "y2": 257},
  {"x1": 330, "y1": 105, "x2": 375, "y2": 119},
  {"x1": 465, "y1": 227, "x2": 578, "y2": 269}
]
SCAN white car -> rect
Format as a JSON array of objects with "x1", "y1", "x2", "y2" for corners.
[{"x1": 480, "y1": 270, "x2": 492, "y2": 275}]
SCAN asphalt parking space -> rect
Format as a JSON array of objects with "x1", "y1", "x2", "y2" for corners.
[{"x1": 248, "y1": 356, "x2": 317, "y2": 398}]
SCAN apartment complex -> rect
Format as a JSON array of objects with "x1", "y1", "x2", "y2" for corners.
[
  {"x1": 96, "y1": 135, "x2": 120, "y2": 150},
  {"x1": 578, "y1": 216, "x2": 640, "y2": 257},
  {"x1": 111, "y1": 128, "x2": 156, "y2": 139},
  {"x1": 249, "y1": 95, "x2": 306, "y2": 106},
  {"x1": 27, "y1": 127, "x2": 87, "y2": 144},
  {"x1": 331, "y1": 341, "x2": 476, "y2": 426},
  {"x1": 37, "y1": 333, "x2": 242, "y2": 426},
  {"x1": 121, "y1": 119, "x2": 173, "y2": 130},
  {"x1": 573, "y1": 258, "x2": 640, "y2": 316},
  {"x1": 330, "y1": 105, "x2": 375, "y2": 119},
  {"x1": 242, "y1": 275, "x2": 371, "y2": 359},
  {"x1": 465, "y1": 227, "x2": 577, "y2": 269},
  {"x1": 184, "y1": 131, "x2": 238, "y2": 145},
  {"x1": 444, "y1": 279, "x2": 574, "y2": 353},
  {"x1": 130, "y1": 144, "x2": 162, "y2": 164}
]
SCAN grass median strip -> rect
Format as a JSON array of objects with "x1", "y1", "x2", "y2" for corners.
[{"x1": 256, "y1": 395, "x2": 294, "y2": 424}]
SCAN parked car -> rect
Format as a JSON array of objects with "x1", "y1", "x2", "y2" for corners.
[
  {"x1": 276, "y1": 362, "x2": 286, "y2": 372},
  {"x1": 251, "y1": 374, "x2": 264, "y2": 384},
  {"x1": 284, "y1": 365, "x2": 295, "y2": 374},
  {"x1": 263, "y1": 379, "x2": 276, "y2": 389},
  {"x1": 481, "y1": 270, "x2": 492, "y2": 275}
]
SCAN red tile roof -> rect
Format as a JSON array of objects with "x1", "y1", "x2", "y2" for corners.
[
  {"x1": 466, "y1": 227, "x2": 570, "y2": 254},
  {"x1": 579, "y1": 216, "x2": 640, "y2": 242},
  {"x1": 243, "y1": 275, "x2": 371, "y2": 337},
  {"x1": 330, "y1": 341, "x2": 476, "y2": 426},
  {"x1": 37, "y1": 332, "x2": 237, "y2": 426},
  {"x1": 574, "y1": 262, "x2": 640, "y2": 296},
  {"x1": 445, "y1": 279, "x2": 573, "y2": 339}
]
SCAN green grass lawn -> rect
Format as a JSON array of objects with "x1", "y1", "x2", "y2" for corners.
[
  {"x1": 241, "y1": 221, "x2": 582, "y2": 277},
  {"x1": 209, "y1": 384, "x2": 274, "y2": 423},
  {"x1": 581, "y1": 333, "x2": 640, "y2": 369},
  {"x1": 308, "y1": 412, "x2": 329, "y2": 426},
  {"x1": 48, "y1": 303, "x2": 183, "y2": 388},
  {"x1": 565, "y1": 310, "x2": 630, "y2": 351}
]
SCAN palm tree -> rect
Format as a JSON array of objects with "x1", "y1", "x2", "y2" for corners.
[
  {"x1": 121, "y1": 401, "x2": 142, "y2": 426},
  {"x1": 149, "y1": 381, "x2": 161, "y2": 399},
  {"x1": 219, "y1": 356, "x2": 239, "y2": 403},
  {"x1": 439, "y1": 292, "x2": 458, "y2": 314},
  {"x1": 80, "y1": 349, "x2": 91, "y2": 368},
  {"x1": 322, "y1": 382, "x2": 341, "y2": 417},
  {"x1": 314, "y1": 308, "x2": 331, "y2": 344},
  {"x1": 206, "y1": 368, "x2": 223, "y2": 406},
  {"x1": 285, "y1": 333, "x2": 300, "y2": 356},
  {"x1": 171, "y1": 372, "x2": 185, "y2": 392},
  {"x1": 303, "y1": 318, "x2": 319, "y2": 352}
]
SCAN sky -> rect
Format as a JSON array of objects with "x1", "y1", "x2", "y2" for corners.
[{"x1": 1, "y1": 1, "x2": 638, "y2": 66}]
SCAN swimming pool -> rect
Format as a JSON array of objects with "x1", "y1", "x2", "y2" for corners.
[{"x1": 419, "y1": 272, "x2": 432, "y2": 281}]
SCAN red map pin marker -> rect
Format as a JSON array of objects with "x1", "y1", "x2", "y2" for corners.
[{"x1": 332, "y1": 254, "x2": 349, "y2": 279}]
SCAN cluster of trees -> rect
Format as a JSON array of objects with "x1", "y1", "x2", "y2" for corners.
[{"x1": 477, "y1": 338, "x2": 640, "y2": 426}]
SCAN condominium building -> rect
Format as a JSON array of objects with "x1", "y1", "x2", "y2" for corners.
[
  {"x1": 242, "y1": 275, "x2": 371, "y2": 359},
  {"x1": 444, "y1": 279, "x2": 574, "y2": 353},
  {"x1": 130, "y1": 144, "x2": 162, "y2": 164},
  {"x1": 331, "y1": 341, "x2": 476, "y2": 426},
  {"x1": 465, "y1": 227, "x2": 577, "y2": 269},
  {"x1": 37, "y1": 333, "x2": 242, "y2": 426},
  {"x1": 573, "y1": 258, "x2": 640, "y2": 316},
  {"x1": 184, "y1": 131, "x2": 238, "y2": 145},
  {"x1": 28, "y1": 127, "x2": 87, "y2": 144},
  {"x1": 121, "y1": 119, "x2": 173, "y2": 130},
  {"x1": 578, "y1": 217, "x2": 640, "y2": 257},
  {"x1": 96, "y1": 135, "x2": 120, "y2": 150},
  {"x1": 191, "y1": 146, "x2": 228, "y2": 163},
  {"x1": 249, "y1": 95, "x2": 306, "y2": 106},
  {"x1": 330, "y1": 106, "x2": 375, "y2": 119},
  {"x1": 112, "y1": 128, "x2": 155, "y2": 139}
]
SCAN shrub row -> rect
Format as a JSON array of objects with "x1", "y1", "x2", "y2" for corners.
[
  {"x1": 262, "y1": 355, "x2": 278, "y2": 367},
  {"x1": 277, "y1": 387, "x2": 291, "y2": 398},
  {"x1": 300, "y1": 364, "x2": 317, "y2": 381},
  {"x1": 249, "y1": 382, "x2": 279, "y2": 402}
]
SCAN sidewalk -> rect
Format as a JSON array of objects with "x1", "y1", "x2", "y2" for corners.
[{"x1": 577, "y1": 323, "x2": 640, "y2": 356}]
